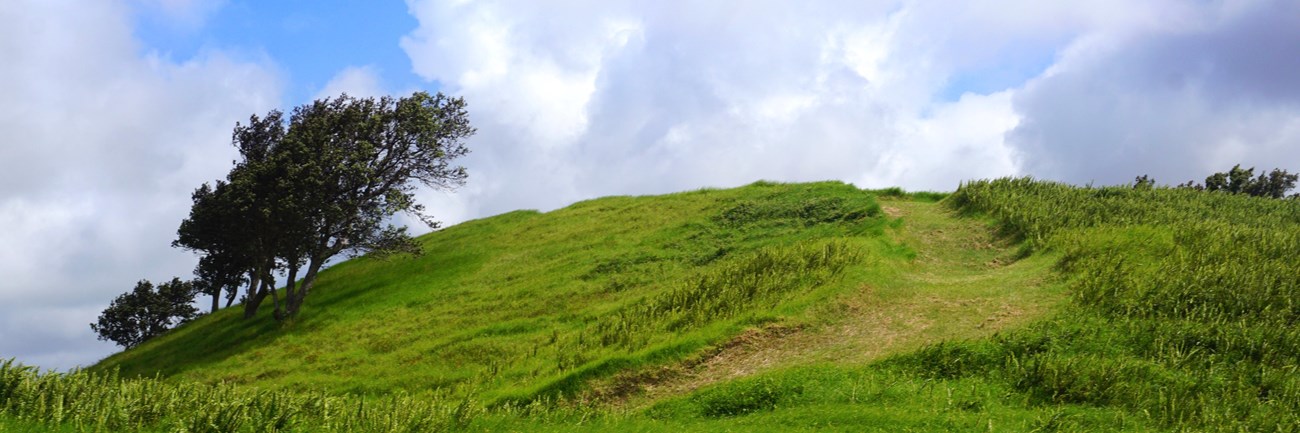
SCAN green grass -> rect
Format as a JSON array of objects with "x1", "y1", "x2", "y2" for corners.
[
  {"x1": 11, "y1": 177, "x2": 1297, "y2": 432},
  {"x1": 93, "y1": 181, "x2": 901, "y2": 403},
  {"x1": 889, "y1": 178, "x2": 1300, "y2": 431},
  {"x1": 0, "y1": 359, "x2": 479, "y2": 433}
]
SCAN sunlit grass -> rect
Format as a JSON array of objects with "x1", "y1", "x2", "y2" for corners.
[
  {"x1": 889, "y1": 178, "x2": 1300, "y2": 431},
  {"x1": 13, "y1": 178, "x2": 1296, "y2": 431},
  {"x1": 93, "y1": 181, "x2": 898, "y2": 403}
]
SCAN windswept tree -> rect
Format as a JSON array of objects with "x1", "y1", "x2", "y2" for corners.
[
  {"x1": 1245, "y1": 168, "x2": 1299, "y2": 199},
  {"x1": 176, "y1": 110, "x2": 303, "y2": 319},
  {"x1": 175, "y1": 180, "x2": 254, "y2": 314},
  {"x1": 270, "y1": 92, "x2": 474, "y2": 318},
  {"x1": 175, "y1": 91, "x2": 473, "y2": 320},
  {"x1": 90, "y1": 278, "x2": 199, "y2": 348},
  {"x1": 192, "y1": 248, "x2": 246, "y2": 313}
]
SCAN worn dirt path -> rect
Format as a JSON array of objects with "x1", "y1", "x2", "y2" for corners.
[{"x1": 594, "y1": 198, "x2": 1066, "y2": 407}]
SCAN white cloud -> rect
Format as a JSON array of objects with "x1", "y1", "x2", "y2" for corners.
[
  {"x1": 865, "y1": 91, "x2": 1020, "y2": 191},
  {"x1": 401, "y1": 0, "x2": 1300, "y2": 220},
  {"x1": 400, "y1": 0, "x2": 1039, "y2": 217},
  {"x1": 0, "y1": 0, "x2": 279, "y2": 370}
]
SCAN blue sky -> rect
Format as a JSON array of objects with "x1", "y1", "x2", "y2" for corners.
[
  {"x1": 937, "y1": 41, "x2": 1060, "y2": 103},
  {"x1": 131, "y1": 0, "x2": 427, "y2": 104},
  {"x1": 3, "y1": 0, "x2": 1298, "y2": 372}
]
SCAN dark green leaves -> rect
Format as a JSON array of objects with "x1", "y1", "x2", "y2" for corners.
[{"x1": 90, "y1": 278, "x2": 199, "y2": 348}]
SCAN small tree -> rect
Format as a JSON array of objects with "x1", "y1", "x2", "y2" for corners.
[
  {"x1": 90, "y1": 278, "x2": 199, "y2": 348},
  {"x1": 192, "y1": 252, "x2": 245, "y2": 313},
  {"x1": 175, "y1": 181, "x2": 254, "y2": 314}
]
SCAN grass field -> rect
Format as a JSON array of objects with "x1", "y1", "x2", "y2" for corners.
[
  {"x1": 4, "y1": 178, "x2": 1298, "y2": 431},
  {"x1": 91, "y1": 181, "x2": 903, "y2": 402}
]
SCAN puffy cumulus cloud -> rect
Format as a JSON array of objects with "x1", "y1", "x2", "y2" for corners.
[
  {"x1": 0, "y1": 0, "x2": 279, "y2": 370},
  {"x1": 399, "y1": 0, "x2": 1058, "y2": 217},
  {"x1": 401, "y1": 0, "x2": 1300, "y2": 218},
  {"x1": 1007, "y1": 0, "x2": 1300, "y2": 186}
]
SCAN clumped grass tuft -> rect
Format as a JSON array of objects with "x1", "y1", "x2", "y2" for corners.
[
  {"x1": 0, "y1": 359, "x2": 480, "y2": 432},
  {"x1": 592, "y1": 241, "x2": 862, "y2": 348},
  {"x1": 887, "y1": 177, "x2": 1300, "y2": 431},
  {"x1": 691, "y1": 375, "x2": 804, "y2": 418}
]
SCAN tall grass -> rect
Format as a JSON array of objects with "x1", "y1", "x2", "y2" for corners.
[
  {"x1": 895, "y1": 177, "x2": 1300, "y2": 431},
  {"x1": 592, "y1": 241, "x2": 863, "y2": 348},
  {"x1": 0, "y1": 359, "x2": 479, "y2": 433}
]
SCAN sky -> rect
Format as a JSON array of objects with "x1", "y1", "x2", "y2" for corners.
[{"x1": 2, "y1": 0, "x2": 1298, "y2": 371}]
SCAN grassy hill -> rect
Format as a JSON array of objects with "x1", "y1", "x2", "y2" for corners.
[
  {"x1": 4, "y1": 178, "x2": 1300, "y2": 432},
  {"x1": 94, "y1": 181, "x2": 908, "y2": 399}
]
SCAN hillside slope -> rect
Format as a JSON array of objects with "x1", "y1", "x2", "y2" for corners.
[
  {"x1": 93, "y1": 182, "x2": 901, "y2": 398},
  {"x1": 92, "y1": 181, "x2": 1065, "y2": 407},
  {"x1": 19, "y1": 178, "x2": 1295, "y2": 431},
  {"x1": 599, "y1": 196, "x2": 1065, "y2": 408}
]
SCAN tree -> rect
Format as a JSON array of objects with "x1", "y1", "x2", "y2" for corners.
[
  {"x1": 175, "y1": 181, "x2": 253, "y2": 314},
  {"x1": 268, "y1": 91, "x2": 474, "y2": 319},
  {"x1": 1246, "y1": 168, "x2": 1298, "y2": 199},
  {"x1": 175, "y1": 111, "x2": 299, "y2": 319},
  {"x1": 90, "y1": 278, "x2": 199, "y2": 348},
  {"x1": 1204, "y1": 164, "x2": 1254, "y2": 194},
  {"x1": 177, "y1": 91, "x2": 474, "y2": 320},
  {"x1": 192, "y1": 250, "x2": 245, "y2": 313}
]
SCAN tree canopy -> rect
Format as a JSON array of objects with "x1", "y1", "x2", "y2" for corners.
[
  {"x1": 90, "y1": 278, "x2": 199, "y2": 348},
  {"x1": 1132, "y1": 165, "x2": 1299, "y2": 199},
  {"x1": 1174, "y1": 164, "x2": 1299, "y2": 198},
  {"x1": 174, "y1": 91, "x2": 474, "y2": 320}
]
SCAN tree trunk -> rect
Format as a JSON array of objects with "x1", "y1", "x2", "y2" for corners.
[
  {"x1": 210, "y1": 291, "x2": 220, "y2": 314},
  {"x1": 242, "y1": 271, "x2": 266, "y2": 319},
  {"x1": 285, "y1": 258, "x2": 324, "y2": 318},
  {"x1": 270, "y1": 284, "x2": 282, "y2": 321},
  {"x1": 273, "y1": 264, "x2": 298, "y2": 321}
]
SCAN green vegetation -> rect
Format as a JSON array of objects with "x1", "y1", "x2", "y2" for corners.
[
  {"x1": 91, "y1": 279, "x2": 200, "y2": 349},
  {"x1": 0, "y1": 359, "x2": 478, "y2": 433},
  {"x1": 7, "y1": 177, "x2": 1300, "y2": 431},
  {"x1": 96, "y1": 181, "x2": 899, "y2": 402},
  {"x1": 1171, "y1": 164, "x2": 1298, "y2": 198},
  {"x1": 894, "y1": 177, "x2": 1300, "y2": 431}
]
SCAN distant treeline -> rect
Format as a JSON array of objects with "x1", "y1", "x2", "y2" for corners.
[{"x1": 1134, "y1": 164, "x2": 1298, "y2": 198}]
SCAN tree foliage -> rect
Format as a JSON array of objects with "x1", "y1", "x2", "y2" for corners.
[
  {"x1": 1132, "y1": 175, "x2": 1155, "y2": 190},
  {"x1": 173, "y1": 91, "x2": 474, "y2": 320},
  {"x1": 90, "y1": 278, "x2": 199, "y2": 348},
  {"x1": 175, "y1": 181, "x2": 250, "y2": 313},
  {"x1": 1176, "y1": 164, "x2": 1298, "y2": 198}
]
